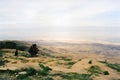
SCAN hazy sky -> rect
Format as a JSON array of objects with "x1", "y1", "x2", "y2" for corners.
[{"x1": 0, "y1": 0, "x2": 120, "y2": 42}]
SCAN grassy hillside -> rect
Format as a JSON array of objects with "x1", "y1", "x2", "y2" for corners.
[{"x1": 0, "y1": 40, "x2": 120, "y2": 80}]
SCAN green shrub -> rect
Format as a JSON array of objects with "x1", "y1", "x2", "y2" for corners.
[
  {"x1": 88, "y1": 65, "x2": 103, "y2": 76},
  {"x1": 67, "y1": 61, "x2": 76, "y2": 65},
  {"x1": 59, "y1": 57, "x2": 72, "y2": 61},
  {"x1": 20, "y1": 52, "x2": 31, "y2": 57},
  {"x1": 6, "y1": 69, "x2": 20, "y2": 75},
  {"x1": 26, "y1": 67, "x2": 37, "y2": 76},
  {"x1": 23, "y1": 77, "x2": 32, "y2": 80},
  {"x1": 0, "y1": 59, "x2": 9, "y2": 66},
  {"x1": 99, "y1": 60, "x2": 108, "y2": 64},
  {"x1": 20, "y1": 58, "x2": 29, "y2": 63},
  {"x1": 17, "y1": 74, "x2": 29, "y2": 80},
  {"x1": 103, "y1": 71, "x2": 109, "y2": 75},
  {"x1": 107, "y1": 63, "x2": 120, "y2": 72},
  {"x1": 63, "y1": 58, "x2": 72, "y2": 61},
  {"x1": 88, "y1": 60, "x2": 92, "y2": 64},
  {"x1": 67, "y1": 73, "x2": 92, "y2": 80},
  {"x1": 51, "y1": 72, "x2": 92, "y2": 80},
  {"x1": 38, "y1": 64, "x2": 52, "y2": 76},
  {"x1": 0, "y1": 60, "x2": 5, "y2": 66},
  {"x1": 14, "y1": 57, "x2": 29, "y2": 63},
  {"x1": 17, "y1": 74, "x2": 26, "y2": 79},
  {"x1": 99, "y1": 60, "x2": 120, "y2": 72},
  {"x1": 67, "y1": 61, "x2": 77, "y2": 69},
  {"x1": 45, "y1": 77, "x2": 53, "y2": 80},
  {"x1": 17, "y1": 67, "x2": 36, "y2": 79},
  {"x1": 56, "y1": 61, "x2": 64, "y2": 65}
]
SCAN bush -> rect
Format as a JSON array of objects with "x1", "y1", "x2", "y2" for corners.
[
  {"x1": 45, "y1": 77, "x2": 53, "y2": 80},
  {"x1": 0, "y1": 59, "x2": 9, "y2": 66},
  {"x1": 99, "y1": 60, "x2": 108, "y2": 64},
  {"x1": 51, "y1": 72, "x2": 92, "y2": 80},
  {"x1": 107, "y1": 63, "x2": 120, "y2": 72},
  {"x1": 99, "y1": 60, "x2": 120, "y2": 72},
  {"x1": 20, "y1": 52, "x2": 31, "y2": 57},
  {"x1": 13, "y1": 57, "x2": 29, "y2": 63},
  {"x1": 26, "y1": 67, "x2": 37, "y2": 76},
  {"x1": 17, "y1": 67, "x2": 36, "y2": 79},
  {"x1": 17, "y1": 74, "x2": 31, "y2": 80},
  {"x1": 38, "y1": 64, "x2": 52, "y2": 76},
  {"x1": 88, "y1": 60, "x2": 92, "y2": 64},
  {"x1": 88, "y1": 65, "x2": 103, "y2": 76},
  {"x1": 6, "y1": 69, "x2": 20, "y2": 75},
  {"x1": 103, "y1": 71, "x2": 109, "y2": 75},
  {"x1": 17, "y1": 74, "x2": 27, "y2": 79},
  {"x1": 0, "y1": 60, "x2": 5, "y2": 66},
  {"x1": 67, "y1": 61, "x2": 76, "y2": 65}
]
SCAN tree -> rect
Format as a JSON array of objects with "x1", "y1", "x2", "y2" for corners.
[
  {"x1": 0, "y1": 41, "x2": 16, "y2": 49},
  {"x1": 29, "y1": 44, "x2": 39, "y2": 57},
  {"x1": 14, "y1": 49, "x2": 18, "y2": 56}
]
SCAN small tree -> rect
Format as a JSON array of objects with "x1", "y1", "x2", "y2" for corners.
[
  {"x1": 0, "y1": 51, "x2": 3, "y2": 57},
  {"x1": 14, "y1": 49, "x2": 18, "y2": 56},
  {"x1": 88, "y1": 60, "x2": 92, "y2": 64},
  {"x1": 29, "y1": 44, "x2": 39, "y2": 57}
]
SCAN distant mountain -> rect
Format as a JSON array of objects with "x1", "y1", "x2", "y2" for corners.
[
  {"x1": 33, "y1": 40, "x2": 120, "y2": 57},
  {"x1": 1, "y1": 40, "x2": 120, "y2": 57}
]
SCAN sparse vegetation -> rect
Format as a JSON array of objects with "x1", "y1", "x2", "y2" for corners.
[
  {"x1": 19, "y1": 52, "x2": 31, "y2": 57},
  {"x1": 67, "y1": 61, "x2": 77, "y2": 69},
  {"x1": 17, "y1": 74, "x2": 31, "y2": 80},
  {"x1": 45, "y1": 77, "x2": 54, "y2": 80},
  {"x1": 12, "y1": 57, "x2": 29, "y2": 63},
  {"x1": 56, "y1": 61, "x2": 64, "y2": 65},
  {"x1": 0, "y1": 60, "x2": 6, "y2": 66},
  {"x1": 0, "y1": 59, "x2": 9, "y2": 66},
  {"x1": 0, "y1": 63, "x2": 92, "y2": 80},
  {"x1": 0, "y1": 64, "x2": 52, "y2": 80},
  {"x1": 67, "y1": 61, "x2": 76, "y2": 65},
  {"x1": 99, "y1": 60, "x2": 108, "y2": 64},
  {"x1": 0, "y1": 40, "x2": 120, "y2": 80},
  {"x1": 107, "y1": 63, "x2": 120, "y2": 72},
  {"x1": 58, "y1": 57, "x2": 72, "y2": 61},
  {"x1": 26, "y1": 67, "x2": 37, "y2": 76},
  {"x1": 51, "y1": 72, "x2": 92, "y2": 80},
  {"x1": 88, "y1": 65, "x2": 103, "y2": 76},
  {"x1": 38, "y1": 63, "x2": 52, "y2": 76},
  {"x1": 99, "y1": 60, "x2": 120, "y2": 72},
  {"x1": 56, "y1": 57, "x2": 77, "y2": 69}
]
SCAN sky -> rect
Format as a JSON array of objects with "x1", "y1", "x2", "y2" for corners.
[{"x1": 0, "y1": 0, "x2": 120, "y2": 42}]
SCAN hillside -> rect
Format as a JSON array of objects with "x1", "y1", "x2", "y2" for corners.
[
  {"x1": 0, "y1": 40, "x2": 120, "y2": 80},
  {"x1": 33, "y1": 40, "x2": 120, "y2": 57}
]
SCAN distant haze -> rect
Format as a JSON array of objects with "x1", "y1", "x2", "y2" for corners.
[{"x1": 0, "y1": 0, "x2": 120, "y2": 42}]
